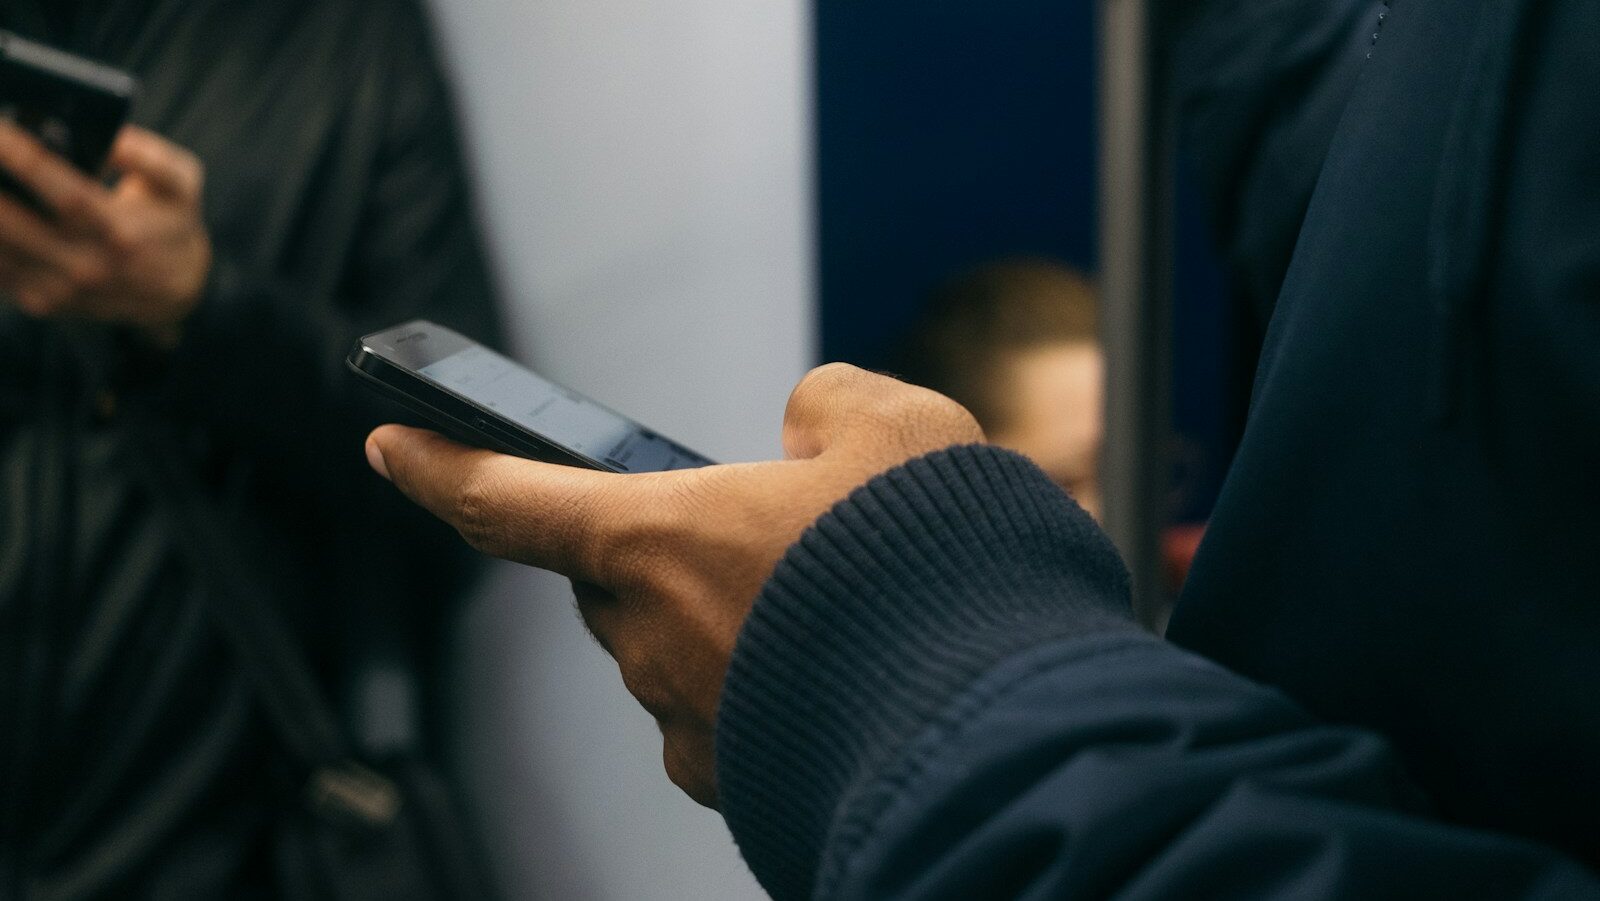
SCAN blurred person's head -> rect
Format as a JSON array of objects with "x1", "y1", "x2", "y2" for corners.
[{"x1": 897, "y1": 258, "x2": 1103, "y2": 518}]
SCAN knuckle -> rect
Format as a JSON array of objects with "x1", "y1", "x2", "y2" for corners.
[
  {"x1": 612, "y1": 645, "x2": 664, "y2": 708},
  {"x1": 785, "y1": 363, "x2": 869, "y2": 451},
  {"x1": 453, "y1": 473, "x2": 512, "y2": 556},
  {"x1": 661, "y1": 730, "x2": 718, "y2": 808},
  {"x1": 866, "y1": 383, "x2": 986, "y2": 453},
  {"x1": 594, "y1": 500, "x2": 670, "y2": 593},
  {"x1": 66, "y1": 256, "x2": 108, "y2": 291},
  {"x1": 662, "y1": 739, "x2": 692, "y2": 793},
  {"x1": 785, "y1": 363, "x2": 987, "y2": 459},
  {"x1": 915, "y1": 388, "x2": 985, "y2": 438},
  {"x1": 586, "y1": 476, "x2": 700, "y2": 594},
  {"x1": 780, "y1": 403, "x2": 821, "y2": 456},
  {"x1": 795, "y1": 362, "x2": 861, "y2": 400}
]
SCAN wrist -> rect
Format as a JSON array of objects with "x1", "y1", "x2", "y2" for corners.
[{"x1": 716, "y1": 444, "x2": 1140, "y2": 898}]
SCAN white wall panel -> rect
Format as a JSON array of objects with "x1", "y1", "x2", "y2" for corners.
[{"x1": 426, "y1": 1, "x2": 813, "y2": 897}]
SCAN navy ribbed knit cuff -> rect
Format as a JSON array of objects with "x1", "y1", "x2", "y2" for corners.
[{"x1": 715, "y1": 445, "x2": 1141, "y2": 900}]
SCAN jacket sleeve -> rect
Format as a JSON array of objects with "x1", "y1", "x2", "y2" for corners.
[
  {"x1": 714, "y1": 446, "x2": 1600, "y2": 900},
  {"x1": 1166, "y1": 0, "x2": 1383, "y2": 321}
]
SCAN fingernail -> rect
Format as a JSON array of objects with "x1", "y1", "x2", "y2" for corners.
[{"x1": 365, "y1": 437, "x2": 390, "y2": 481}]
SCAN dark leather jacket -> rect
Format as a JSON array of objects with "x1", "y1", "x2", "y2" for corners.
[{"x1": 0, "y1": 0, "x2": 502, "y2": 895}]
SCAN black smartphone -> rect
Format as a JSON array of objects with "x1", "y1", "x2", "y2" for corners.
[
  {"x1": 0, "y1": 30, "x2": 138, "y2": 205},
  {"x1": 348, "y1": 320, "x2": 715, "y2": 473}
]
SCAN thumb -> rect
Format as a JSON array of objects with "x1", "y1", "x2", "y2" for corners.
[{"x1": 367, "y1": 424, "x2": 619, "y2": 579}]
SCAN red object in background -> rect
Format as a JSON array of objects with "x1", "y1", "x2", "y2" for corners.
[{"x1": 1163, "y1": 524, "x2": 1207, "y2": 597}]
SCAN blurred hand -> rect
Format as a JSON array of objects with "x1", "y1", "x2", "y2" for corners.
[
  {"x1": 366, "y1": 364, "x2": 985, "y2": 807},
  {"x1": 0, "y1": 122, "x2": 212, "y2": 345}
]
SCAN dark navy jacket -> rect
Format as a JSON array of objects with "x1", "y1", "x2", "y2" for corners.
[{"x1": 715, "y1": 1, "x2": 1600, "y2": 897}]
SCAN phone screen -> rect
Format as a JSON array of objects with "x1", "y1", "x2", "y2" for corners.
[{"x1": 417, "y1": 344, "x2": 711, "y2": 473}]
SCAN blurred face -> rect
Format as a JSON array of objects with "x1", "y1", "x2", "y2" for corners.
[{"x1": 985, "y1": 341, "x2": 1104, "y2": 520}]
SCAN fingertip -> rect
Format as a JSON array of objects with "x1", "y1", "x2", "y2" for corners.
[
  {"x1": 108, "y1": 124, "x2": 153, "y2": 157},
  {"x1": 369, "y1": 421, "x2": 431, "y2": 442},
  {"x1": 367, "y1": 424, "x2": 478, "y2": 481},
  {"x1": 367, "y1": 422, "x2": 413, "y2": 446},
  {"x1": 364, "y1": 434, "x2": 390, "y2": 481},
  {"x1": 109, "y1": 127, "x2": 201, "y2": 199},
  {"x1": 107, "y1": 131, "x2": 139, "y2": 168},
  {"x1": 366, "y1": 423, "x2": 429, "y2": 469}
]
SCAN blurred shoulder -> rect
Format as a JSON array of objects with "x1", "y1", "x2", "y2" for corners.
[{"x1": 206, "y1": 0, "x2": 438, "y2": 62}]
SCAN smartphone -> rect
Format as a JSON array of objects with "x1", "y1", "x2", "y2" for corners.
[
  {"x1": 0, "y1": 30, "x2": 138, "y2": 205},
  {"x1": 348, "y1": 320, "x2": 715, "y2": 473}
]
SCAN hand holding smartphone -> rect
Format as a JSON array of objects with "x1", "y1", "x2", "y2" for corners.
[
  {"x1": 348, "y1": 321, "x2": 714, "y2": 473},
  {"x1": 0, "y1": 31, "x2": 137, "y2": 207}
]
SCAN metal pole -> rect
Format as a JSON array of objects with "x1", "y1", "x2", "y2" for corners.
[{"x1": 1097, "y1": 0, "x2": 1174, "y2": 628}]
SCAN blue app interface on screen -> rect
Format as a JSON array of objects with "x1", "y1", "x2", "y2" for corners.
[{"x1": 419, "y1": 346, "x2": 710, "y2": 473}]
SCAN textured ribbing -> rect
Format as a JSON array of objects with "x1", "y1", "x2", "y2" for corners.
[{"x1": 715, "y1": 445, "x2": 1141, "y2": 900}]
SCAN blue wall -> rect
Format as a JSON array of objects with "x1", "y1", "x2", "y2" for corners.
[
  {"x1": 815, "y1": 1, "x2": 1098, "y2": 370},
  {"x1": 814, "y1": 1, "x2": 1243, "y2": 521}
]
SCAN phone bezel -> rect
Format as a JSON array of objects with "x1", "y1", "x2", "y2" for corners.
[
  {"x1": 347, "y1": 320, "x2": 711, "y2": 473},
  {"x1": 0, "y1": 30, "x2": 137, "y2": 174}
]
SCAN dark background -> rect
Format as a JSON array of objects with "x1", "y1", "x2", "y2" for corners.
[{"x1": 813, "y1": 0, "x2": 1243, "y2": 522}]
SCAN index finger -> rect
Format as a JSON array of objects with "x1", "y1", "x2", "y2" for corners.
[
  {"x1": 0, "y1": 121, "x2": 113, "y2": 235},
  {"x1": 367, "y1": 424, "x2": 619, "y2": 580}
]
